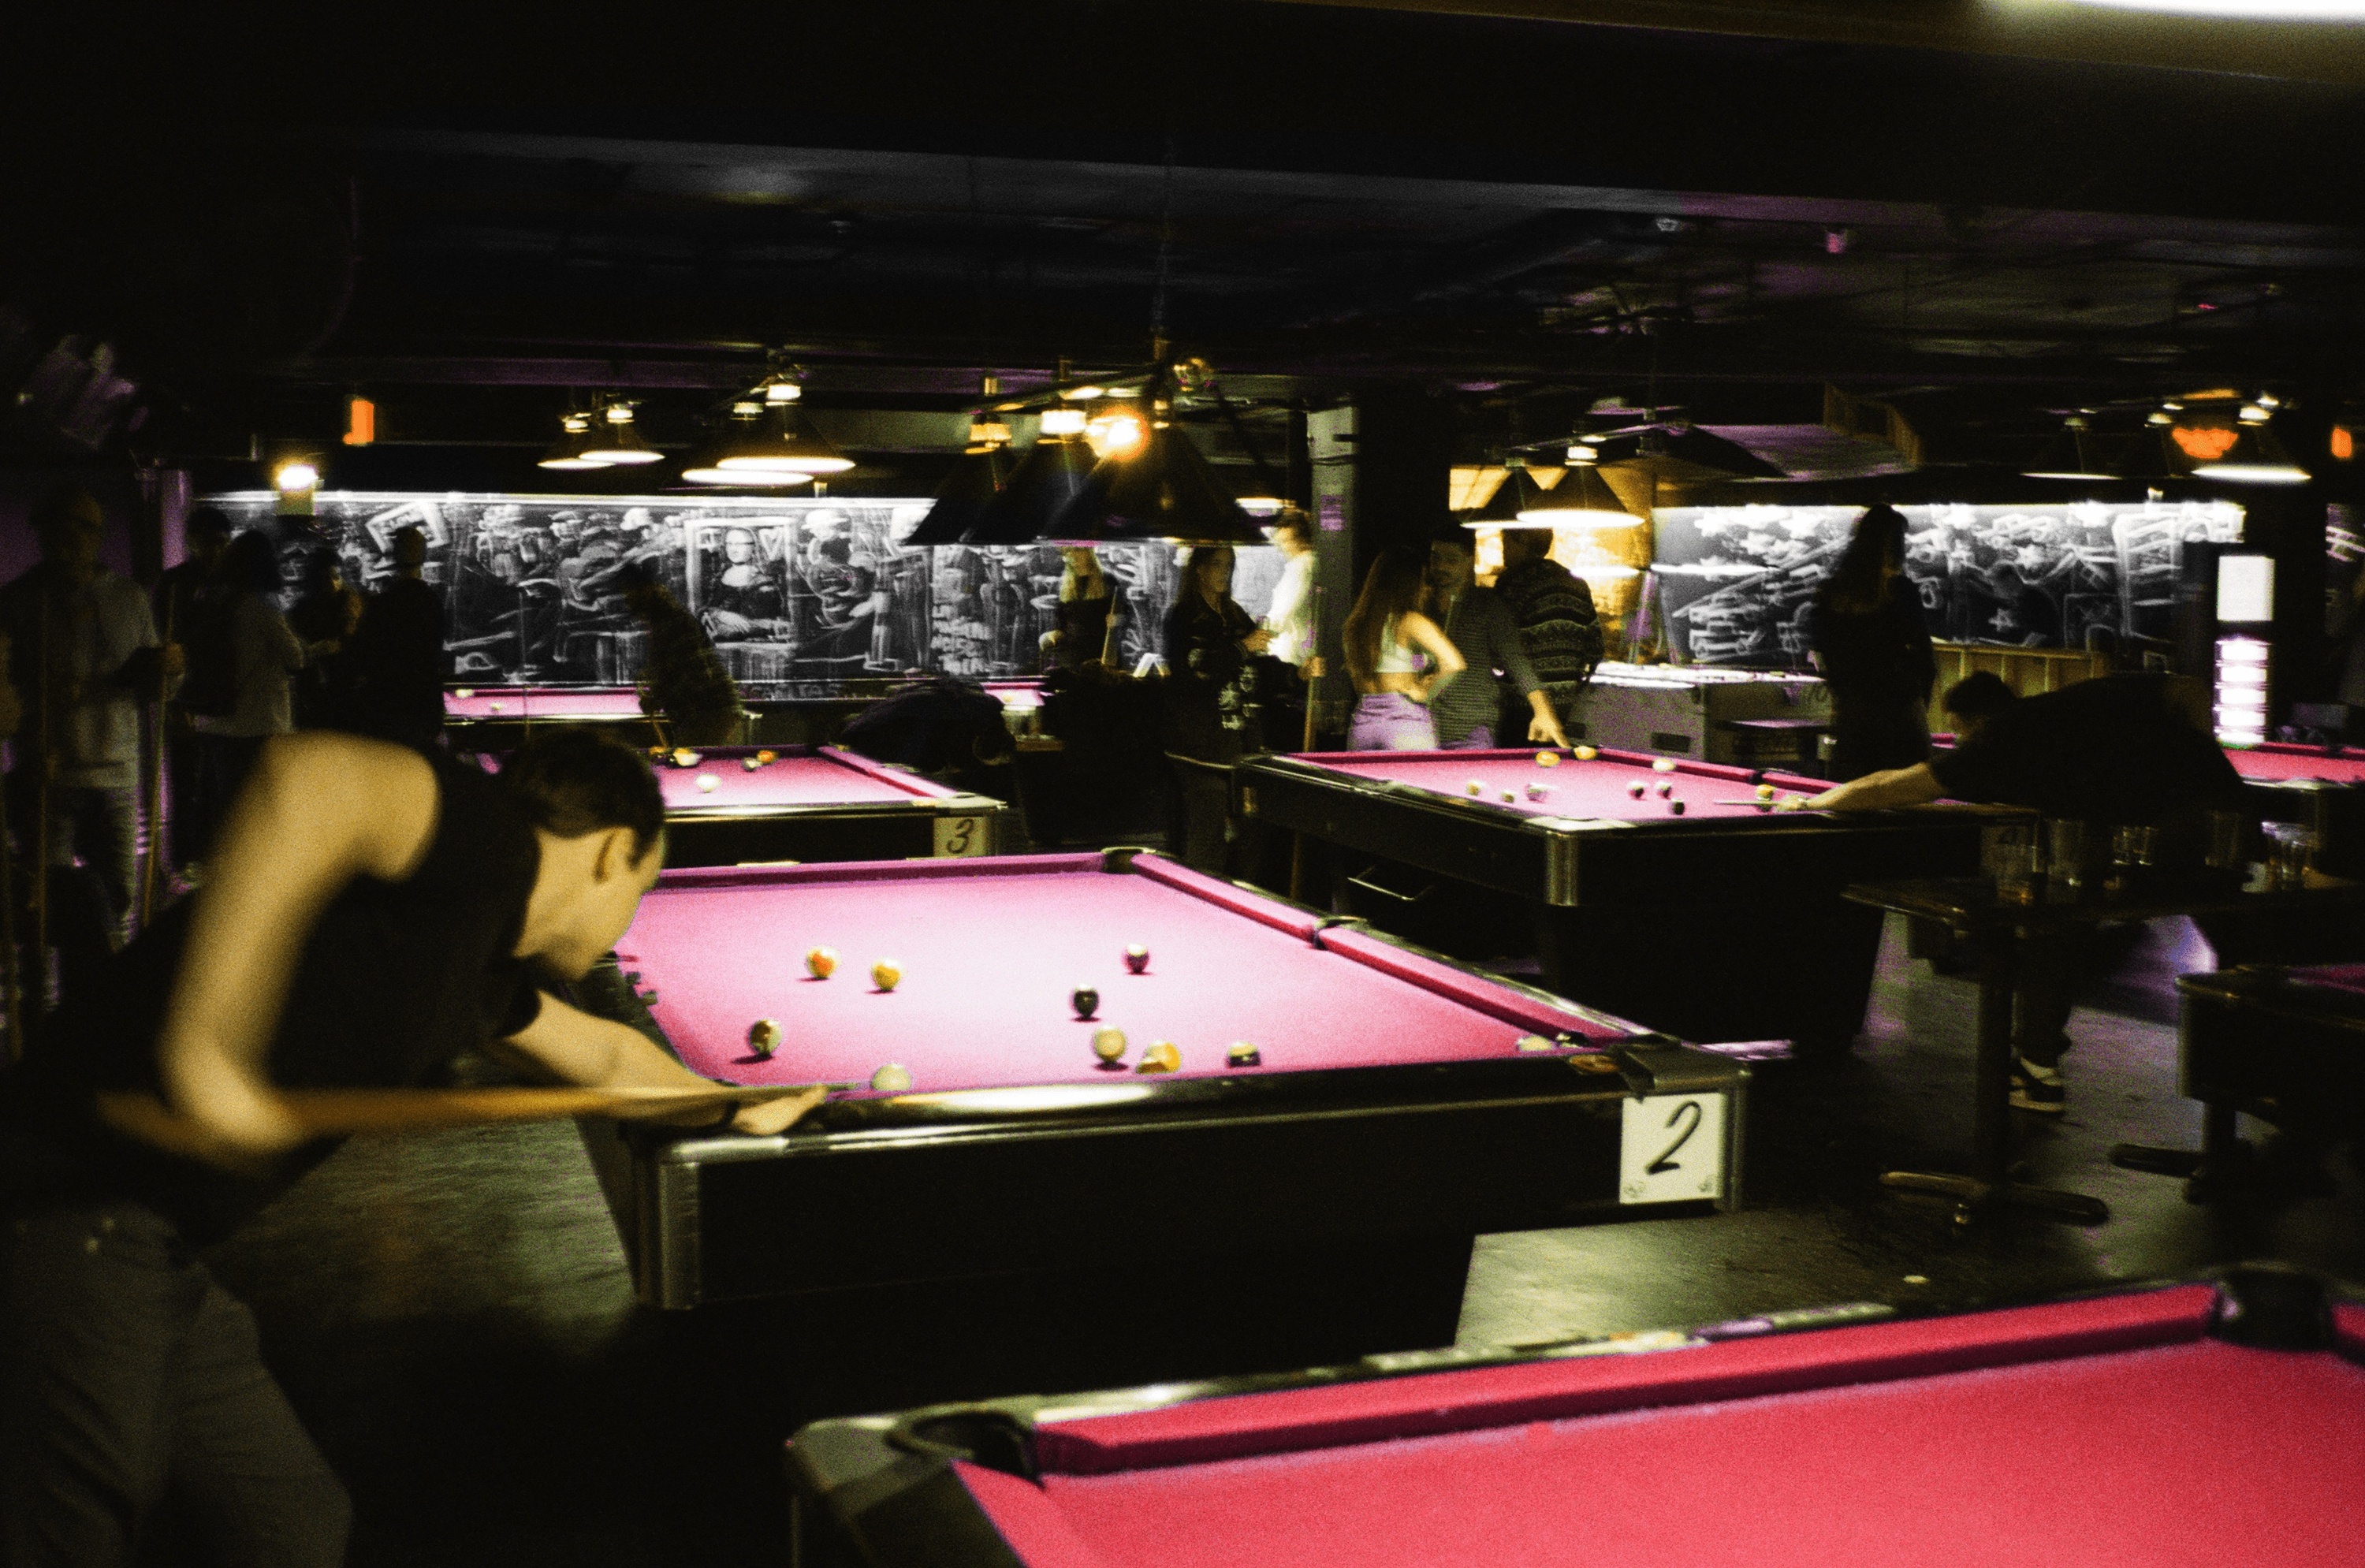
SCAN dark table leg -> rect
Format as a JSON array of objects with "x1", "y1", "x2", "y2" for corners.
[
  {"x1": 1881, "y1": 921, "x2": 2110, "y2": 1226},
  {"x1": 2111, "y1": 1099, "x2": 2248, "y2": 1198}
]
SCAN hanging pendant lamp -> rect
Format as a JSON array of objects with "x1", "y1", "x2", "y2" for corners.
[
  {"x1": 2021, "y1": 415, "x2": 2118, "y2": 482},
  {"x1": 579, "y1": 402, "x2": 663, "y2": 465},
  {"x1": 907, "y1": 441, "x2": 1019, "y2": 545},
  {"x1": 1462, "y1": 464, "x2": 1545, "y2": 527},
  {"x1": 1045, "y1": 393, "x2": 1264, "y2": 546},
  {"x1": 715, "y1": 381, "x2": 855, "y2": 475},
  {"x1": 537, "y1": 412, "x2": 611, "y2": 472},
  {"x1": 965, "y1": 409, "x2": 1101, "y2": 546},
  {"x1": 1518, "y1": 451, "x2": 1639, "y2": 527}
]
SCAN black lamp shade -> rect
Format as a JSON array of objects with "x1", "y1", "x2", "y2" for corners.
[
  {"x1": 907, "y1": 446, "x2": 1017, "y2": 546},
  {"x1": 966, "y1": 435, "x2": 1100, "y2": 546},
  {"x1": 1046, "y1": 423, "x2": 1267, "y2": 546}
]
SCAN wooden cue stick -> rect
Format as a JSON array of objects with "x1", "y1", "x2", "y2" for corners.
[
  {"x1": 95, "y1": 1082, "x2": 830, "y2": 1152},
  {"x1": 137, "y1": 594, "x2": 173, "y2": 928},
  {"x1": 32, "y1": 585, "x2": 51, "y2": 1015},
  {"x1": 0, "y1": 764, "x2": 16, "y2": 1065}
]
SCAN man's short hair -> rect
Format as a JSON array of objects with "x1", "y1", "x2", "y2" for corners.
[
  {"x1": 1500, "y1": 527, "x2": 1554, "y2": 563},
  {"x1": 1429, "y1": 520, "x2": 1477, "y2": 552},
  {"x1": 391, "y1": 526, "x2": 427, "y2": 568},
  {"x1": 1942, "y1": 671, "x2": 2017, "y2": 723},
  {"x1": 498, "y1": 729, "x2": 666, "y2": 861},
  {"x1": 31, "y1": 487, "x2": 102, "y2": 534},
  {"x1": 188, "y1": 506, "x2": 234, "y2": 542}
]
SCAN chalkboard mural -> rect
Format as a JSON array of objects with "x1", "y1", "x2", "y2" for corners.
[
  {"x1": 1648, "y1": 499, "x2": 2244, "y2": 667},
  {"x1": 202, "y1": 492, "x2": 1280, "y2": 692}
]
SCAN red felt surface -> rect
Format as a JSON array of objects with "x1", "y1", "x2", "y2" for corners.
[
  {"x1": 981, "y1": 1288, "x2": 2365, "y2": 1568},
  {"x1": 1290, "y1": 748, "x2": 1823, "y2": 822},
  {"x1": 649, "y1": 747, "x2": 951, "y2": 812},
  {"x1": 445, "y1": 686, "x2": 644, "y2": 721},
  {"x1": 615, "y1": 855, "x2": 1632, "y2": 1093},
  {"x1": 2226, "y1": 743, "x2": 2365, "y2": 784}
]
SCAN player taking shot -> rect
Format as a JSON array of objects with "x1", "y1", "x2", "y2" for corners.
[{"x1": 0, "y1": 728, "x2": 821, "y2": 1568}]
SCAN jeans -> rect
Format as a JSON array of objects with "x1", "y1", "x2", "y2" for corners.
[
  {"x1": 1346, "y1": 692, "x2": 1436, "y2": 751},
  {"x1": 0, "y1": 1204, "x2": 350, "y2": 1568}
]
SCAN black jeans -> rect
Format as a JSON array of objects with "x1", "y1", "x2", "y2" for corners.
[{"x1": 0, "y1": 1203, "x2": 349, "y2": 1568}]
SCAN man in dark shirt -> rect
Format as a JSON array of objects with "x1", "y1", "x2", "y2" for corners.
[
  {"x1": 337, "y1": 524, "x2": 448, "y2": 750},
  {"x1": 0, "y1": 728, "x2": 821, "y2": 1566},
  {"x1": 1803, "y1": 672, "x2": 2247, "y2": 1110}
]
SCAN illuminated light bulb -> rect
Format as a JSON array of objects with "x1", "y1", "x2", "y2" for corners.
[
  {"x1": 1086, "y1": 412, "x2": 1148, "y2": 458},
  {"x1": 2239, "y1": 404, "x2": 2270, "y2": 425},
  {"x1": 274, "y1": 461, "x2": 320, "y2": 492},
  {"x1": 582, "y1": 404, "x2": 663, "y2": 465},
  {"x1": 1039, "y1": 408, "x2": 1088, "y2": 437}
]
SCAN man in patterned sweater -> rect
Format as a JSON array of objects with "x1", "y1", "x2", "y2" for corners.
[{"x1": 1492, "y1": 527, "x2": 1603, "y2": 733}]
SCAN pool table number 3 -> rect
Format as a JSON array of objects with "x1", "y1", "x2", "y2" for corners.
[
  {"x1": 933, "y1": 814, "x2": 989, "y2": 857},
  {"x1": 1619, "y1": 1093, "x2": 1726, "y2": 1205}
]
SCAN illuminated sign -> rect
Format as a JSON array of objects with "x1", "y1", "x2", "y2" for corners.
[{"x1": 2171, "y1": 426, "x2": 2239, "y2": 462}]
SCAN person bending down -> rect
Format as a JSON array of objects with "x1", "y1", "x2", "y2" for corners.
[
  {"x1": 0, "y1": 728, "x2": 820, "y2": 1567},
  {"x1": 1342, "y1": 549, "x2": 1463, "y2": 750},
  {"x1": 1426, "y1": 526, "x2": 1566, "y2": 750},
  {"x1": 1800, "y1": 671, "x2": 2245, "y2": 1113}
]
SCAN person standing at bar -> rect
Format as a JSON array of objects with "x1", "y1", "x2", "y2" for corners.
[
  {"x1": 153, "y1": 508, "x2": 235, "y2": 880},
  {"x1": 1426, "y1": 526, "x2": 1566, "y2": 750},
  {"x1": 1809, "y1": 504, "x2": 1935, "y2": 780},
  {"x1": 1492, "y1": 527, "x2": 1602, "y2": 734},
  {"x1": 196, "y1": 532, "x2": 325, "y2": 829},
  {"x1": 337, "y1": 526, "x2": 447, "y2": 751},
  {"x1": 0, "y1": 490, "x2": 182, "y2": 953},
  {"x1": 1342, "y1": 549, "x2": 1462, "y2": 750},
  {"x1": 1160, "y1": 545, "x2": 1267, "y2": 873}
]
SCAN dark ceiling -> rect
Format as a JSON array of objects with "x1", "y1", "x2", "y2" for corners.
[{"x1": 4, "y1": 1, "x2": 2363, "y2": 474}]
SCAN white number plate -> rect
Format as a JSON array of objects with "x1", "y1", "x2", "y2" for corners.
[
  {"x1": 933, "y1": 815, "x2": 989, "y2": 857},
  {"x1": 1619, "y1": 1093, "x2": 1726, "y2": 1205}
]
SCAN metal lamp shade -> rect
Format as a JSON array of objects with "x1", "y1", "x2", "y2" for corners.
[
  {"x1": 965, "y1": 435, "x2": 1101, "y2": 546},
  {"x1": 907, "y1": 445, "x2": 1018, "y2": 545},
  {"x1": 1463, "y1": 466, "x2": 1544, "y2": 527},
  {"x1": 1045, "y1": 423, "x2": 1266, "y2": 546}
]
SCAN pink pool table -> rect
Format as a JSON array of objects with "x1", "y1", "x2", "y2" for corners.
[
  {"x1": 576, "y1": 851, "x2": 1744, "y2": 1395},
  {"x1": 789, "y1": 1271, "x2": 2365, "y2": 1567},
  {"x1": 639, "y1": 745, "x2": 1003, "y2": 866},
  {"x1": 1235, "y1": 747, "x2": 1999, "y2": 1052}
]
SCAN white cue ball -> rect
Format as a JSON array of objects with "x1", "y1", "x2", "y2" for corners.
[{"x1": 696, "y1": 773, "x2": 720, "y2": 792}]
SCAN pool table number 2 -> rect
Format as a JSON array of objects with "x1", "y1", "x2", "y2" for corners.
[{"x1": 1619, "y1": 1093, "x2": 1727, "y2": 1205}]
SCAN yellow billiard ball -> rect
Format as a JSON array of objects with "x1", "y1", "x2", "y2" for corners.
[
  {"x1": 870, "y1": 959, "x2": 903, "y2": 993},
  {"x1": 1466, "y1": 779, "x2": 1484, "y2": 795},
  {"x1": 805, "y1": 947, "x2": 838, "y2": 979},
  {"x1": 1135, "y1": 1041, "x2": 1180, "y2": 1074},
  {"x1": 673, "y1": 749, "x2": 700, "y2": 767},
  {"x1": 1651, "y1": 757, "x2": 1678, "y2": 773},
  {"x1": 1536, "y1": 751, "x2": 1560, "y2": 767},
  {"x1": 1092, "y1": 1026, "x2": 1129, "y2": 1064},
  {"x1": 1756, "y1": 782, "x2": 1777, "y2": 800},
  {"x1": 1572, "y1": 746, "x2": 1596, "y2": 762},
  {"x1": 453, "y1": 687, "x2": 475, "y2": 700},
  {"x1": 747, "y1": 1019, "x2": 783, "y2": 1057}
]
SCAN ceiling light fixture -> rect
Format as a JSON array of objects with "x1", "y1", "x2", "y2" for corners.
[
  {"x1": 1518, "y1": 449, "x2": 1639, "y2": 527},
  {"x1": 579, "y1": 401, "x2": 663, "y2": 465},
  {"x1": 2021, "y1": 415, "x2": 2120, "y2": 482},
  {"x1": 274, "y1": 460, "x2": 320, "y2": 492},
  {"x1": 964, "y1": 407, "x2": 1101, "y2": 546},
  {"x1": 2190, "y1": 424, "x2": 2312, "y2": 486},
  {"x1": 538, "y1": 412, "x2": 612, "y2": 471},
  {"x1": 715, "y1": 371, "x2": 855, "y2": 475},
  {"x1": 1045, "y1": 381, "x2": 1266, "y2": 546},
  {"x1": 909, "y1": 377, "x2": 1022, "y2": 545},
  {"x1": 1465, "y1": 460, "x2": 1546, "y2": 527}
]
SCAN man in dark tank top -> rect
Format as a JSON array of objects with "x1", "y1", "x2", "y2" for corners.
[{"x1": 0, "y1": 728, "x2": 821, "y2": 1568}]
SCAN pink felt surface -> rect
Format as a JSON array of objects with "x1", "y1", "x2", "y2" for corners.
[
  {"x1": 2225, "y1": 744, "x2": 2365, "y2": 784},
  {"x1": 1034, "y1": 1287, "x2": 2213, "y2": 1473},
  {"x1": 445, "y1": 686, "x2": 644, "y2": 721},
  {"x1": 1289, "y1": 747, "x2": 1820, "y2": 822},
  {"x1": 1026, "y1": 1338, "x2": 2365, "y2": 1568},
  {"x1": 614, "y1": 856, "x2": 1630, "y2": 1092},
  {"x1": 996, "y1": 1288, "x2": 2365, "y2": 1568},
  {"x1": 649, "y1": 747, "x2": 948, "y2": 812}
]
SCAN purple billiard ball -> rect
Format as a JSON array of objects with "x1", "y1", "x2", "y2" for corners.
[
  {"x1": 1668, "y1": 799, "x2": 1687, "y2": 816},
  {"x1": 1124, "y1": 944, "x2": 1151, "y2": 974},
  {"x1": 1627, "y1": 781, "x2": 1647, "y2": 800},
  {"x1": 1656, "y1": 781, "x2": 1674, "y2": 799}
]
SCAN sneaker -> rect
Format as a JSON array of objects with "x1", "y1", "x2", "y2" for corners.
[{"x1": 2010, "y1": 1056, "x2": 2065, "y2": 1115}]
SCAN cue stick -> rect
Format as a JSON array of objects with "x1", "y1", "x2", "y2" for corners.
[
  {"x1": 0, "y1": 737, "x2": 16, "y2": 1065},
  {"x1": 1287, "y1": 585, "x2": 1325, "y2": 903},
  {"x1": 137, "y1": 594, "x2": 173, "y2": 929},
  {"x1": 31, "y1": 583, "x2": 53, "y2": 1017},
  {"x1": 1098, "y1": 598, "x2": 1119, "y2": 668},
  {"x1": 95, "y1": 1081, "x2": 833, "y2": 1156}
]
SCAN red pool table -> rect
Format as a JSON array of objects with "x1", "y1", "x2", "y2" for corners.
[
  {"x1": 2226, "y1": 743, "x2": 2365, "y2": 878},
  {"x1": 788, "y1": 1270, "x2": 2365, "y2": 1567},
  {"x1": 576, "y1": 851, "x2": 1745, "y2": 1402},
  {"x1": 1235, "y1": 747, "x2": 2003, "y2": 1053},
  {"x1": 613, "y1": 745, "x2": 1004, "y2": 866},
  {"x1": 445, "y1": 684, "x2": 658, "y2": 748}
]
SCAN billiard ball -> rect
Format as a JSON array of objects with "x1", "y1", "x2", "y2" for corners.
[
  {"x1": 673, "y1": 749, "x2": 700, "y2": 767},
  {"x1": 1627, "y1": 781, "x2": 1646, "y2": 799},
  {"x1": 696, "y1": 773, "x2": 720, "y2": 792},
  {"x1": 1500, "y1": 790, "x2": 1517, "y2": 803},
  {"x1": 1536, "y1": 751, "x2": 1559, "y2": 768},
  {"x1": 805, "y1": 946, "x2": 838, "y2": 979},
  {"x1": 870, "y1": 1063, "x2": 913, "y2": 1093},
  {"x1": 1573, "y1": 746, "x2": 1596, "y2": 761},
  {"x1": 1652, "y1": 757, "x2": 1677, "y2": 773},
  {"x1": 1124, "y1": 944, "x2": 1151, "y2": 974},
  {"x1": 1466, "y1": 780, "x2": 1484, "y2": 795},
  {"x1": 454, "y1": 687, "x2": 475, "y2": 699},
  {"x1": 743, "y1": 757, "x2": 763, "y2": 772},
  {"x1": 1525, "y1": 783, "x2": 1548, "y2": 801},
  {"x1": 755, "y1": 749, "x2": 777, "y2": 764},
  {"x1": 747, "y1": 1019, "x2": 782, "y2": 1057},
  {"x1": 1136, "y1": 1041, "x2": 1180, "y2": 1074},
  {"x1": 1514, "y1": 1034, "x2": 1554, "y2": 1052},
  {"x1": 871, "y1": 959, "x2": 902, "y2": 993},
  {"x1": 1668, "y1": 799, "x2": 1687, "y2": 816},
  {"x1": 1071, "y1": 985, "x2": 1101, "y2": 1019},
  {"x1": 1756, "y1": 782, "x2": 1777, "y2": 800},
  {"x1": 488, "y1": 701, "x2": 505, "y2": 713},
  {"x1": 1227, "y1": 1041, "x2": 1261, "y2": 1067},
  {"x1": 1092, "y1": 1026, "x2": 1128, "y2": 1065},
  {"x1": 1656, "y1": 781, "x2": 1673, "y2": 799}
]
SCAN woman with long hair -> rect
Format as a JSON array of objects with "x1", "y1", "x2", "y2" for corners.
[
  {"x1": 1342, "y1": 549, "x2": 1462, "y2": 750},
  {"x1": 1160, "y1": 545, "x2": 1268, "y2": 871},
  {"x1": 1809, "y1": 504, "x2": 1935, "y2": 780},
  {"x1": 1044, "y1": 546, "x2": 1119, "y2": 669}
]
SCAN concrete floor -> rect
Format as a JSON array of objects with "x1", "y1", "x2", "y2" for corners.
[{"x1": 202, "y1": 911, "x2": 2365, "y2": 1567}]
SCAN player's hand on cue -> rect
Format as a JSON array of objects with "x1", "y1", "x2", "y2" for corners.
[{"x1": 724, "y1": 1083, "x2": 829, "y2": 1136}]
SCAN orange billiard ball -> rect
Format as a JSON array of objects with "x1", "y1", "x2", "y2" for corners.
[{"x1": 805, "y1": 947, "x2": 838, "y2": 979}]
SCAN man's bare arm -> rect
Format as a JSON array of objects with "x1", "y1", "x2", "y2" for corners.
[
  {"x1": 1802, "y1": 763, "x2": 1946, "y2": 813},
  {"x1": 499, "y1": 992, "x2": 826, "y2": 1136},
  {"x1": 151, "y1": 734, "x2": 442, "y2": 1160}
]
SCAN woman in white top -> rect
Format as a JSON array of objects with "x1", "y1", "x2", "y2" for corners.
[{"x1": 1341, "y1": 549, "x2": 1462, "y2": 750}]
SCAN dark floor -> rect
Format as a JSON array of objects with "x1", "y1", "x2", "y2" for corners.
[{"x1": 203, "y1": 897, "x2": 2365, "y2": 1566}]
